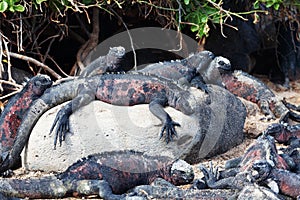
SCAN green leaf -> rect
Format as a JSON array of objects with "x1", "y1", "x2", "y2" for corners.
[
  {"x1": 13, "y1": 4, "x2": 25, "y2": 12},
  {"x1": 7, "y1": 0, "x2": 15, "y2": 6},
  {"x1": 190, "y1": 25, "x2": 199, "y2": 32},
  {"x1": 184, "y1": 0, "x2": 190, "y2": 5},
  {"x1": 0, "y1": 2, "x2": 8, "y2": 12},
  {"x1": 200, "y1": 16, "x2": 208, "y2": 23},
  {"x1": 9, "y1": 6, "x2": 15, "y2": 12},
  {"x1": 266, "y1": 1, "x2": 273, "y2": 8},
  {"x1": 253, "y1": 1, "x2": 259, "y2": 9},
  {"x1": 273, "y1": 3, "x2": 280, "y2": 10}
]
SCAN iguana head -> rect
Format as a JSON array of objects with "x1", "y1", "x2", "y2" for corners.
[
  {"x1": 184, "y1": 50, "x2": 215, "y2": 71},
  {"x1": 211, "y1": 56, "x2": 231, "y2": 73},
  {"x1": 198, "y1": 56, "x2": 231, "y2": 86},
  {"x1": 169, "y1": 159, "x2": 194, "y2": 185},
  {"x1": 251, "y1": 159, "x2": 273, "y2": 183},
  {"x1": 30, "y1": 74, "x2": 53, "y2": 96}
]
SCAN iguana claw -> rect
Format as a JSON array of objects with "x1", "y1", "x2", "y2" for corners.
[
  {"x1": 50, "y1": 105, "x2": 72, "y2": 148},
  {"x1": 159, "y1": 119, "x2": 180, "y2": 144}
]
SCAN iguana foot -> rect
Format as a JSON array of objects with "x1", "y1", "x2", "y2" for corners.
[
  {"x1": 199, "y1": 163, "x2": 220, "y2": 189},
  {"x1": 190, "y1": 76, "x2": 209, "y2": 93},
  {"x1": 50, "y1": 105, "x2": 72, "y2": 148},
  {"x1": 159, "y1": 118, "x2": 180, "y2": 144}
]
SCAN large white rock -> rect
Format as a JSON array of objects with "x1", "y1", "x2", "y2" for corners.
[
  {"x1": 23, "y1": 86, "x2": 246, "y2": 172},
  {"x1": 23, "y1": 101, "x2": 198, "y2": 171}
]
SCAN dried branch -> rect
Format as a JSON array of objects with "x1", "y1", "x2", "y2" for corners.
[
  {"x1": 5, "y1": 51, "x2": 62, "y2": 79},
  {"x1": 0, "y1": 80, "x2": 22, "y2": 89},
  {"x1": 3, "y1": 38, "x2": 14, "y2": 83},
  {"x1": 0, "y1": 90, "x2": 21, "y2": 100},
  {"x1": 109, "y1": 7, "x2": 137, "y2": 70},
  {"x1": 46, "y1": 55, "x2": 70, "y2": 77}
]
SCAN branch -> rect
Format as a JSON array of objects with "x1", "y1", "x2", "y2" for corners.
[
  {"x1": 4, "y1": 51, "x2": 62, "y2": 79},
  {"x1": 0, "y1": 90, "x2": 21, "y2": 100},
  {"x1": 109, "y1": 7, "x2": 137, "y2": 70},
  {"x1": 0, "y1": 80, "x2": 22, "y2": 89}
]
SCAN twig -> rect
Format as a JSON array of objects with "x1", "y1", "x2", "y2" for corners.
[
  {"x1": 0, "y1": 33, "x2": 4, "y2": 79},
  {"x1": 4, "y1": 51, "x2": 62, "y2": 79},
  {"x1": 3, "y1": 38, "x2": 14, "y2": 83},
  {"x1": 75, "y1": 12, "x2": 90, "y2": 37},
  {"x1": 18, "y1": 13, "x2": 24, "y2": 52},
  {"x1": 109, "y1": 7, "x2": 137, "y2": 70},
  {"x1": 37, "y1": 36, "x2": 58, "y2": 74},
  {"x1": 80, "y1": 8, "x2": 100, "y2": 65},
  {"x1": 0, "y1": 90, "x2": 21, "y2": 100},
  {"x1": 47, "y1": 55, "x2": 70, "y2": 77},
  {"x1": 0, "y1": 80, "x2": 22, "y2": 89},
  {"x1": 170, "y1": 0, "x2": 183, "y2": 52}
]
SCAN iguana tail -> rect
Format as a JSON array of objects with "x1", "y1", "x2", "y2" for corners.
[{"x1": 0, "y1": 176, "x2": 66, "y2": 198}]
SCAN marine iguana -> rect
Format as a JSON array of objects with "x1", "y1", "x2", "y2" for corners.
[
  {"x1": 199, "y1": 133, "x2": 300, "y2": 198},
  {"x1": 178, "y1": 52, "x2": 300, "y2": 121},
  {"x1": 79, "y1": 46, "x2": 126, "y2": 78},
  {"x1": 0, "y1": 72, "x2": 202, "y2": 173},
  {"x1": 0, "y1": 75, "x2": 52, "y2": 170},
  {"x1": 138, "y1": 50, "x2": 300, "y2": 122},
  {"x1": 0, "y1": 150, "x2": 194, "y2": 199}
]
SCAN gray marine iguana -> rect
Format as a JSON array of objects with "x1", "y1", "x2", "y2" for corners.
[
  {"x1": 0, "y1": 75, "x2": 52, "y2": 171},
  {"x1": 0, "y1": 150, "x2": 194, "y2": 199}
]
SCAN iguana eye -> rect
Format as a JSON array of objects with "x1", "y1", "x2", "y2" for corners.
[
  {"x1": 218, "y1": 61, "x2": 225, "y2": 66},
  {"x1": 34, "y1": 81, "x2": 42, "y2": 87},
  {"x1": 208, "y1": 52, "x2": 215, "y2": 59}
]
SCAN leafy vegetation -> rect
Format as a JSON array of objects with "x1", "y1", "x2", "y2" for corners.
[{"x1": 0, "y1": 0, "x2": 298, "y2": 38}]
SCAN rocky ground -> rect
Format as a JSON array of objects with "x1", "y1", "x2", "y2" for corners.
[{"x1": 11, "y1": 75, "x2": 300, "y2": 199}]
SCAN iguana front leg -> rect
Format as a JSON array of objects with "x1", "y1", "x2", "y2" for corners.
[
  {"x1": 190, "y1": 76, "x2": 209, "y2": 93},
  {"x1": 149, "y1": 98, "x2": 180, "y2": 144},
  {"x1": 50, "y1": 84, "x2": 95, "y2": 148}
]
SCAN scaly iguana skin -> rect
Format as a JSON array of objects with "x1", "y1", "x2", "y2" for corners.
[
  {"x1": 221, "y1": 70, "x2": 291, "y2": 121},
  {"x1": 0, "y1": 75, "x2": 52, "y2": 169},
  {"x1": 0, "y1": 150, "x2": 194, "y2": 199},
  {"x1": 83, "y1": 46, "x2": 298, "y2": 121},
  {"x1": 198, "y1": 134, "x2": 300, "y2": 198},
  {"x1": 145, "y1": 51, "x2": 298, "y2": 122},
  {"x1": 265, "y1": 123, "x2": 300, "y2": 144},
  {"x1": 0, "y1": 72, "x2": 204, "y2": 173}
]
